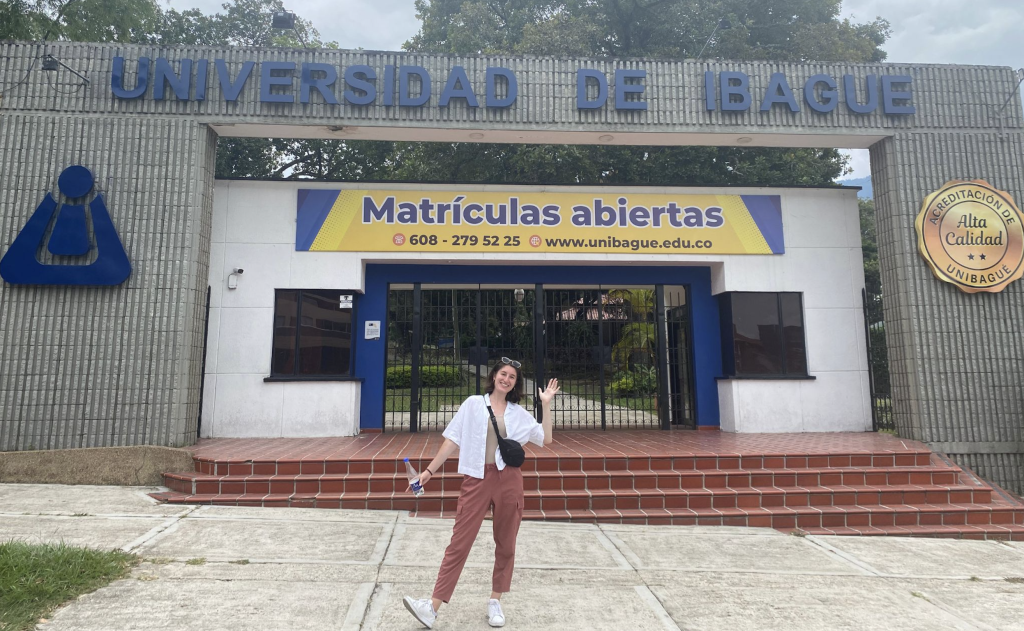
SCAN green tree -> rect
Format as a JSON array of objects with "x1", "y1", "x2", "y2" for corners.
[
  {"x1": 388, "y1": 0, "x2": 891, "y2": 187},
  {"x1": 0, "y1": 0, "x2": 161, "y2": 42},
  {"x1": 860, "y1": 199, "x2": 882, "y2": 322},
  {"x1": 409, "y1": 0, "x2": 889, "y2": 62},
  {"x1": 153, "y1": 0, "x2": 324, "y2": 48},
  {"x1": 0, "y1": 0, "x2": 45, "y2": 40}
]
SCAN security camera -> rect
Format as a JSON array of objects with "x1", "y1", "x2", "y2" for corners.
[{"x1": 233, "y1": 268, "x2": 244, "y2": 274}]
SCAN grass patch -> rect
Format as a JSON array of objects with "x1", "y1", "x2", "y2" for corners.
[
  {"x1": 185, "y1": 557, "x2": 206, "y2": 566},
  {"x1": 0, "y1": 541, "x2": 137, "y2": 631}
]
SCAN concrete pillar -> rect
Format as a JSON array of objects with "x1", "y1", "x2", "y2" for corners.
[
  {"x1": 0, "y1": 114, "x2": 217, "y2": 449},
  {"x1": 871, "y1": 130, "x2": 1024, "y2": 493}
]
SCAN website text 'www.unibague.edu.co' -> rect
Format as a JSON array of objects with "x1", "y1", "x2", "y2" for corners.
[{"x1": 542, "y1": 236, "x2": 713, "y2": 251}]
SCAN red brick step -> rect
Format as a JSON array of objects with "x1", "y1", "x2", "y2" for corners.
[{"x1": 152, "y1": 432, "x2": 1024, "y2": 540}]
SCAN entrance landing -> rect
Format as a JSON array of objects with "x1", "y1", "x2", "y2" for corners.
[{"x1": 153, "y1": 432, "x2": 1024, "y2": 540}]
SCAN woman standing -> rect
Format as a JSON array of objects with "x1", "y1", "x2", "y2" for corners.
[{"x1": 403, "y1": 357, "x2": 560, "y2": 628}]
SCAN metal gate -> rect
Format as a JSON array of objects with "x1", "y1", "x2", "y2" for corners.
[
  {"x1": 862, "y1": 288, "x2": 894, "y2": 432},
  {"x1": 384, "y1": 284, "x2": 695, "y2": 432}
]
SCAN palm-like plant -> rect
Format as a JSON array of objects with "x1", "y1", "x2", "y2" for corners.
[
  {"x1": 607, "y1": 289, "x2": 657, "y2": 369},
  {"x1": 611, "y1": 321, "x2": 656, "y2": 367}
]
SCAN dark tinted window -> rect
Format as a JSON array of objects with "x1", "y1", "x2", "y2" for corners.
[
  {"x1": 298, "y1": 291, "x2": 352, "y2": 375},
  {"x1": 272, "y1": 290, "x2": 299, "y2": 375},
  {"x1": 721, "y1": 292, "x2": 808, "y2": 377},
  {"x1": 271, "y1": 289, "x2": 354, "y2": 377},
  {"x1": 732, "y1": 293, "x2": 783, "y2": 374},
  {"x1": 780, "y1": 293, "x2": 807, "y2": 375}
]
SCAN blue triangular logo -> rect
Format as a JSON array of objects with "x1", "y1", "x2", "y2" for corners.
[{"x1": 0, "y1": 165, "x2": 131, "y2": 286}]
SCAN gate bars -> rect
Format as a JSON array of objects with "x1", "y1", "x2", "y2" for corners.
[
  {"x1": 862, "y1": 288, "x2": 894, "y2": 432},
  {"x1": 384, "y1": 284, "x2": 696, "y2": 432}
]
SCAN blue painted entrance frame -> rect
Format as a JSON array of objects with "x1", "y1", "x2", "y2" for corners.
[{"x1": 356, "y1": 264, "x2": 722, "y2": 430}]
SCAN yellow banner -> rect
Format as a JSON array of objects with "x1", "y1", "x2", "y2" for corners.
[{"x1": 296, "y1": 189, "x2": 785, "y2": 254}]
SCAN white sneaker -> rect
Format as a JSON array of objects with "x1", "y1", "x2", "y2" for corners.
[
  {"x1": 403, "y1": 596, "x2": 437, "y2": 629},
  {"x1": 487, "y1": 598, "x2": 505, "y2": 627}
]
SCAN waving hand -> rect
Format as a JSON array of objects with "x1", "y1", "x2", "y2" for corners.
[{"x1": 538, "y1": 378, "x2": 560, "y2": 405}]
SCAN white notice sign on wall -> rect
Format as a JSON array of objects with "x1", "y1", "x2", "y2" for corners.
[{"x1": 364, "y1": 320, "x2": 380, "y2": 340}]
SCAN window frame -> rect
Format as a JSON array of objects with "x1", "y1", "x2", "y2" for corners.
[
  {"x1": 265, "y1": 288, "x2": 362, "y2": 382},
  {"x1": 718, "y1": 291, "x2": 814, "y2": 380}
]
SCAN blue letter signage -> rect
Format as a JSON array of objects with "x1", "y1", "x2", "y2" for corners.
[
  {"x1": 109, "y1": 56, "x2": 915, "y2": 117},
  {"x1": 704, "y1": 71, "x2": 913, "y2": 115}
]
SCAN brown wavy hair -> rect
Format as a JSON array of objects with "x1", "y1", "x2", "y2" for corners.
[{"x1": 484, "y1": 360, "x2": 525, "y2": 403}]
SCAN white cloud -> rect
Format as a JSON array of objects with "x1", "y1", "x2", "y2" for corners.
[
  {"x1": 840, "y1": 149, "x2": 871, "y2": 180},
  {"x1": 841, "y1": 0, "x2": 1024, "y2": 67},
  {"x1": 837, "y1": 0, "x2": 1024, "y2": 179}
]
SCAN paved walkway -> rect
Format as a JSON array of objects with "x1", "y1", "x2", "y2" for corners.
[{"x1": 2, "y1": 483, "x2": 1023, "y2": 630}]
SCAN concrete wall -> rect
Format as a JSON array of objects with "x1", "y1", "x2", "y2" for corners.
[
  {"x1": 0, "y1": 114, "x2": 216, "y2": 451},
  {"x1": 205, "y1": 181, "x2": 866, "y2": 436}
]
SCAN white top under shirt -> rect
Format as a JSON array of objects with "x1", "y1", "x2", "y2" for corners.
[{"x1": 442, "y1": 393, "x2": 546, "y2": 479}]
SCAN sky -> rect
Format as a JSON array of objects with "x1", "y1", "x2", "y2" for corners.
[
  {"x1": 838, "y1": 0, "x2": 1023, "y2": 179},
  {"x1": 166, "y1": 0, "x2": 1023, "y2": 180}
]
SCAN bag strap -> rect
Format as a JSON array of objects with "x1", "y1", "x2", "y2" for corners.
[{"x1": 484, "y1": 395, "x2": 504, "y2": 439}]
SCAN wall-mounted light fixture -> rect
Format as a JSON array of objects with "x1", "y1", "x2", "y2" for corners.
[
  {"x1": 40, "y1": 54, "x2": 89, "y2": 82},
  {"x1": 38, "y1": 53, "x2": 90, "y2": 95},
  {"x1": 271, "y1": 11, "x2": 296, "y2": 29},
  {"x1": 514, "y1": 288, "x2": 525, "y2": 303},
  {"x1": 270, "y1": 9, "x2": 310, "y2": 47}
]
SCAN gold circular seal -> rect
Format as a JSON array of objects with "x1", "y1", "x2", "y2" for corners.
[{"x1": 916, "y1": 180, "x2": 1024, "y2": 294}]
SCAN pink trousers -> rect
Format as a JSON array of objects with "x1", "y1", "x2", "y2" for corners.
[{"x1": 432, "y1": 464, "x2": 524, "y2": 603}]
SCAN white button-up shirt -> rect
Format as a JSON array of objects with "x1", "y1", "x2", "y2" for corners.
[{"x1": 442, "y1": 394, "x2": 546, "y2": 479}]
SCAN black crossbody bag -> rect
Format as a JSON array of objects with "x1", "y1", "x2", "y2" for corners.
[{"x1": 485, "y1": 397, "x2": 525, "y2": 467}]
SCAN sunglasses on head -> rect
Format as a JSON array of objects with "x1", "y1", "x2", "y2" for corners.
[{"x1": 500, "y1": 356, "x2": 522, "y2": 368}]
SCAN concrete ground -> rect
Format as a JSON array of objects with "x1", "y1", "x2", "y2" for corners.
[{"x1": 2, "y1": 484, "x2": 1023, "y2": 631}]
